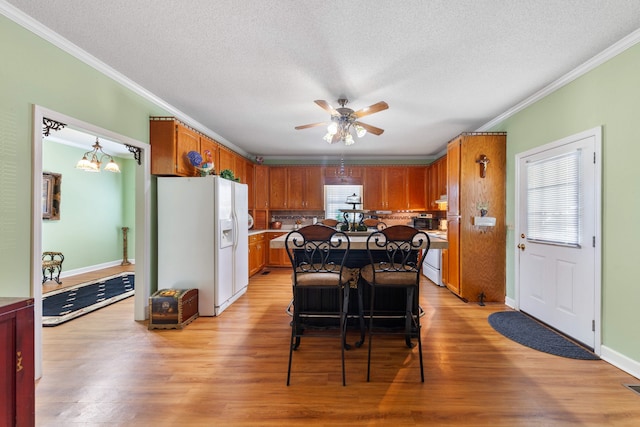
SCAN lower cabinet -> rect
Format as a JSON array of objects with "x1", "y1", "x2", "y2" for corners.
[
  {"x1": 0, "y1": 298, "x2": 35, "y2": 427},
  {"x1": 249, "y1": 233, "x2": 266, "y2": 276},
  {"x1": 266, "y1": 232, "x2": 289, "y2": 267}
]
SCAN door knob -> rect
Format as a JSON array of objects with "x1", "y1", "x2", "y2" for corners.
[{"x1": 517, "y1": 243, "x2": 526, "y2": 251}]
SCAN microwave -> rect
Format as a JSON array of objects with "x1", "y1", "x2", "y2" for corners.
[{"x1": 412, "y1": 216, "x2": 439, "y2": 230}]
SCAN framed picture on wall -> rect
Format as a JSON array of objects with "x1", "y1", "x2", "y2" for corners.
[{"x1": 42, "y1": 172, "x2": 62, "y2": 220}]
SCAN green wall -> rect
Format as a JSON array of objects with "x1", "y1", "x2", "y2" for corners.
[
  {"x1": 492, "y1": 43, "x2": 640, "y2": 361},
  {"x1": 42, "y1": 141, "x2": 136, "y2": 272},
  {"x1": 0, "y1": 15, "x2": 167, "y2": 296}
]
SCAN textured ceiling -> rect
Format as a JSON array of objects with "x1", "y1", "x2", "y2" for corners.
[{"x1": 5, "y1": 1, "x2": 640, "y2": 161}]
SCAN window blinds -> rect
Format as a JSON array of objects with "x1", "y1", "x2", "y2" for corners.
[
  {"x1": 324, "y1": 185, "x2": 362, "y2": 222},
  {"x1": 526, "y1": 150, "x2": 581, "y2": 246}
]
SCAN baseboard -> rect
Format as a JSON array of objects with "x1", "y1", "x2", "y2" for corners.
[
  {"x1": 60, "y1": 259, "x2": 135, "y2": 278},
  {"x1": 504, "y1": 296, "x2": 516, "y2": 309},
  {"x1": 600, "y1": 345, "x2": 640, "y2": 381}
]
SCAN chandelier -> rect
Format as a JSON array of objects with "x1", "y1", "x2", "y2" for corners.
[
  {"x1": 75, "y1": 138, "x2": 121, "y2": 173},
  {"x1": 322, "y1": 99, "x2": 367, "y2": 145}
]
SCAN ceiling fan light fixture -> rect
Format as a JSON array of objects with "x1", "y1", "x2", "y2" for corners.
[
  {"x1": 343, "y1": 133, "x2": 355, "y2": 145},
  {"x1": 355, "y1": 125, "x2": 367, "y2": 138},
  {"x1": 327, "y1": 122, "x2": 338, "y2": 135},
  {"x1": 323, "y1": 133, "x2": 335, "y2": 143}
]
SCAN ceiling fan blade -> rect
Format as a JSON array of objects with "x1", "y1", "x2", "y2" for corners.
[
  {"x1": 355, "y1": 121, "x2": 384, "y2": 135},
  {"x1": 353, "y1": 101, "x2": 389, "y2": 118},
  {"x1": 295, "y1": 122, "x2": 327, "y2": 130},
  {"x1": 314, "y1": 100, "x2": 339, "y2": 116}
]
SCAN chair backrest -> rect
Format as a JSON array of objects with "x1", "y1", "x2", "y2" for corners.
[
  {"x1": 285, "y1": 224, "x2": 350, "y2": 284},
  {"x1": 365, "y1": 225, "x2": 430, "y2": 283}
]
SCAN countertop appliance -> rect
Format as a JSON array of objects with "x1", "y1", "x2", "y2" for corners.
[
  {"x1": 157, "y1": 176, "x2": 249, "y2": 316},
  {"x1": 413, "y1": 214, "x2": 439, "y2": 230}
]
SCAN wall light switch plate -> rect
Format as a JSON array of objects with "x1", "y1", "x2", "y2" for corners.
[{"x1": 473, "y1": 216, "x2": 496, "y2": 226}]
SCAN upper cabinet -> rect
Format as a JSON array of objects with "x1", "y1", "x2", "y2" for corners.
[
  {"x1": 254, "y1": 165, "x2": 270, "y2": 209},
  {"x1": 426, "y1": 156, "x2": 447, "y2": 210},
  {"x1": 150, "y1": 118, "x2": 201, "y2": 176},
  {"x1": 151, "y1": 117, "x2": 249, "y2": 181},
  {"x1": 406, "y1": 166, "x2": 427, "y2": 210},
  {"x1": 269, "y1": 166, "x2": 323, "y2": 210},
  {"x1": 363, "y1": 166, "x2": 408, "y2": 211}
]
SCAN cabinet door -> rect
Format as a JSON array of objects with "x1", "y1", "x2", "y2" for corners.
[
  {"x1": 437, "y1": 156, "x2": 448, "y2": 199},
  {"x1": 269, "y1": 168, "x2": 288, "y2": 209},
  {"x1": 363, "y1": 167, "x2": 384, "y2": 210},
  {"x1": 267, "y1": 232, "x2": 288, "y2": 266},
  {"x1": 384, "y1": 167, "x2": 407, "y2": 210},
  {"x1": 218, "y1": 146, "x2": 235, "y2": 174},
  {"x1": 426, "y1": 163, "x2": 438, "y2": 210},
  {"x1": 406, "y1": 166, "x2": 427, "y2": 210},
  {"x1": 305, "y1": 167, "x2": 324, "y2": 209},
  {"x1": 287, "y1": 168, "x2": 305, "y2": 209},
  {"x1": 255, "y1": 165, "x2": 270, "y2": 209},
  {"x1": 175, "y1": 125, "x2": 200, "y2": 176},
  {"x1": 245, "y1": 162, "x2": 255, "y2": 209},
  {"x1": 447, "y1": 138, "x2": 461, "y2": 216},
  {"x1": 444, "y1": 217, "x2": 460, "y2": 295}
]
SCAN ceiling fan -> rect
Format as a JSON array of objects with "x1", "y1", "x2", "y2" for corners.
[{"x1": 295, "y1": 98, "x2": 389, "y2": 145}]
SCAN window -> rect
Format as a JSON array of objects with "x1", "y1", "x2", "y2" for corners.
[
  {"x1": 526, "y1": 150, "x2": 581, "y2": 246},
  {"x1": 324, "y1": 185, "x2": 363, "y2": 222}
]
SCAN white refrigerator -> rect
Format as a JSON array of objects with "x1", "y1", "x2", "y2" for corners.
[{"x1": 157, "y1": 176, "x2": 249, "y2": 316}]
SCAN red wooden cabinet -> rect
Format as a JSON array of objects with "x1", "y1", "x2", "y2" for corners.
[{"x1": 0, "y1": 298, "x2": 35, "y2": 427}]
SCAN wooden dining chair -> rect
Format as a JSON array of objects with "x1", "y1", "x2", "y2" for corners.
[
  {"x1": 285, "y1": 224, "x2": 352, "y2": 386},
  {"x1": 360, "y1": 225, "x2": 430, "y2": 382}
]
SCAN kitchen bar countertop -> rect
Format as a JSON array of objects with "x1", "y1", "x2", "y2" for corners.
[{"x1": 269, "y1": 230, "x2": 447, "y2": 250}]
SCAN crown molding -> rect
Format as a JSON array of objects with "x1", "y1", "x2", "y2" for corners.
[
  {"x1": 1, "y1": 1, "x2": 249, "y2": 157},
  {"x1": 477, "y1": 27, "x2": 640, "y2": 131}
]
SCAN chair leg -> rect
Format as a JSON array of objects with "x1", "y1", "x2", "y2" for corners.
[
  {"x1": 287, "y1": 308, "x2": 297, "y2": 386},
  {"x1": 355, "y1": 283, "x2": 365, "y2": 348},
  {"x1": 340, "y1": 285, "x2": 349, "y2": 386},
  {"x1": 366, "y1": 285, "x2": 376, "y2": 382},
  {"x1": 405, "y1": 287, "x2": 415, "y2": 349}
]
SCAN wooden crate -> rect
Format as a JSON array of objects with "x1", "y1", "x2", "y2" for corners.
[{"x1": 148, "y1": 288, "x2": 199, "y2": 329}]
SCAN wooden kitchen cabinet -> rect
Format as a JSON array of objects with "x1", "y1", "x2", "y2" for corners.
[
  {"x1": 269, "y1": 167, "x2": 323, "y2": 210},
  {"x1": 444, "y1": 133, "x2": 506, "y2": 303},
  {"x1": 249, "y1": 233, "x2": 266, "y2": 276},
  {"x1": 254, "y1": 165, "x2": 270, "y2": 209},
  {"x1": 218, "y1": 145, "x2": 234, "y2": 174},
  {"x1": 363, "y1": 166, "x2": 408, "y2": 211},
  {"x1": 0, "y1": 298, "x2": 35, "y2": 427},
  {"x1": 150, "y1": 118, "x2": 201, "y2": 176},
  {"x1": 266, "y1": 231, "x2": 289, "y2": 267},
  {"x1": 406, "y1": 166, "x2": 427, "y2": 210},
  {"x1": 426, "y1": 156, "x2": 447, "y2": 210},
  {"x1": 246, "y1": 162, "x2": 255, "y2": 210},
  {"x1": 269, "y1": 167, "x2": 288, "y2": 209}
]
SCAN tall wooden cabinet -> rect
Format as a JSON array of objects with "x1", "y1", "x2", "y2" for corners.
[
  {"x1": 444, "y1": 133, "x2": 506, "y2": 303},
  {"x1": 150, "y1": 118, "x2": 202, "y2": 176},
  {"x1": 0, "y1": 298, "x2": 35, "y2": 427}
]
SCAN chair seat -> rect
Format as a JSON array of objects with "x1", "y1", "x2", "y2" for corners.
[
  {"x1": 292, "y1": 271, "x2": 349, "y2": 287},
  {"x1": 360, "y1": 263, "x2": 417, "y2": 286}
]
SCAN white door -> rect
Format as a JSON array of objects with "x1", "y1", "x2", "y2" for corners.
[{"x1": 516, "y1": 128, "x2": 601, "y2": 349}]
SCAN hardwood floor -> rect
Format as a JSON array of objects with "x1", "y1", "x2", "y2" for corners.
[{"x1": 37, "y1": 268, "x2": 640, "y2": 426}]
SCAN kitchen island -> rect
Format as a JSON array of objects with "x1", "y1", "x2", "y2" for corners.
[{"x1": 271, "y1": 229, "x2": 448, "y2": 340}]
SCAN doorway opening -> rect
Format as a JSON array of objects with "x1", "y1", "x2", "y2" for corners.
[{"x1": 31, "y1": 105, "x2": 151, "y2": 379}]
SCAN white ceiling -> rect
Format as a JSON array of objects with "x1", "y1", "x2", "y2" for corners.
[{"x1": 6, "y1": 1, "x2": 640, "y2": 161}]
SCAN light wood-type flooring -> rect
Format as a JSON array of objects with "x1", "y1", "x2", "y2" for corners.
[{"x1": 37, "y1": 268, "x2": 640, "y2": 426}]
